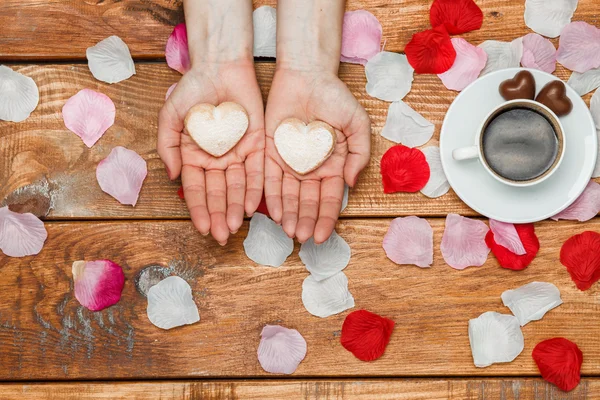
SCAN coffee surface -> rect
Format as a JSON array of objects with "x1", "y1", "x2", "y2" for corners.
[{"x1": 482, "y1": 108, "x2": 558, "y2": 182}]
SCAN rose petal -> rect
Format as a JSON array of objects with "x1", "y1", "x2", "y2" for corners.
[
  {"x1": 382, "y1": 216, "x2": 433, "y2": 268},
  {"x1": 256, "y1": 193, "x2": 270, "y2": 218},
  {"x1": 96, "y1": 146, "x2": 147, "y2": 206},
  {"x1": 533, "y1": 338, "x2": 583, "y2": 392},
  {"x1": 341, "y1": 184, "x2": 349, "y2": 212},
  {"x1": 380, "y1": 145, "x2": 430, "y2": 193},
  {"x1": 341, "y1": 10, "x2": 382, "y2": 65},
  {"x1": 301, "y1": 271, "x2": 355, "y2": 318},
  {"x1": 420, "y1": 146, "x2": 450, "y2": 198},
  {"x1": 341, "y1": 310, "x2": 395, "y2": 361},
  {"x1": 165, "y1": 83, "x2": 177, "y2": 100},
  {"x1": 299, "y1": 231, "x2": 351, "y2": 281},
  {"x1": 0, "y1": 206, "x2": 47, "y2": 257},
  {"x1": 177, "y1": 186, "x2": 184, "y2": 200},
  {"x1": 567, "y1": 67, "x2": 600, "y2": 96},
  {"x1": 253, "y1": 6, "x2": 277, "y2": 58},
  {"x1": 468, "y1": 311, "x2": 524, "y2": 368},
  {"x1": 441, "y1": 214, "x2": 490, "y2": 270},
  {"x1": 501, "y1": 282, "x2": 563, "y2": 326},
  {"x1": 521, "y1": 33, "x2": 557, "y2": 74},
  {"x1": 524, "y1": 0, "x2": 579, "y2": 38},
  {"x1": 486, "y1": 223, "x2": 539, "y2": 271},
  {"x1": 591, "y1": 89, "x2": 600, "y2": 130},
  {"x1": 72, "y1": 260, "x2": 125, "y2": 311},
  {"x1": 257, "y1": 325, "x2": 307, "y2": 374},
  {"x1": 438, "y1": 38, "x2": 487, "y2": 91},
  {"x1": 0, "y1": 65, "x2": 39, "y2": 123},
  {"x1": 365, "y1": 52, "x2": 414, "y2": 101},
  {"x1": 560, "y1": 231, "x2": 600, "y2": 291},
  {"x1": 381, "y1": 101, "x2": 434, "y2": 147},
  {"x1": 165, "y1": 24, "x2": 190, "y2": 74},
  {"x1": 489, "y1": 219, "x2": 527, "y2": 256},
  {"x1": 552, "y1": 180, "x2": 600, "y2": 222},
  {"x1": 62, "y1": 89, "x2": 115, "y2": 148},
  {"x1": 86, "y1": 36, "x2": 136, "y2": 84},
  {"x1": 405, "y1": 25, "x2": 457, "y2": 74},
  {"x1": 556, "y1": 22, "x2": 600, "y2": 73},
  {"x1": 478, "y1": 38, "x2": 524, "y2": 76},
  {"x1": 147, "y1": 276, "x2": 200, "y2": 330},
  {"x1": 430, "y1": 0, "x2": 483, "y2": 35},
  {"x1": 244, "y1": 213, "x2": 293, "y2": 267}
]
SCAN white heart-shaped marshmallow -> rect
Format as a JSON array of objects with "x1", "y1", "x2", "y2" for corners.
[
  {"x1": 184, "y1": 102, "x2": 249, "y2": 157},
  {"x1": 274, "y1": 119, "x2": 336, "y2": 175}
]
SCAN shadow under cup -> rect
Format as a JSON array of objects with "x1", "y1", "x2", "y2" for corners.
[{"x1": 480, "y1": 101, "x2": 564, "y2": 185}]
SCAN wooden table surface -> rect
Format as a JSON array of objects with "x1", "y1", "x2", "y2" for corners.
[{"x1": 1, "y1": 0, "x2": 599, "y2": 399}]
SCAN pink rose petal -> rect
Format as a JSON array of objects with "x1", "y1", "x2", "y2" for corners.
[
  {"x1": 257, "y1": 325, "x2": 307, "y2": 374},
  {"x1": 383, "y1": 216, "x2": 433, "y2": 268},
  {"x1": 96, "y1": 146, "x2": 147, "y2": 206},
  {"x1": 341, "y1": 10, "x2": 382, "y2": 65},
  {"x1": 165, "y1": 83, "x2": 177, "y2": 100},
  {"x1": 62, "y1": 89, "x2": 115, "y2": 148},
  {"x1": 72, "y1": 260, "x2": 125, "y2": 311},
  {"x1": 441, "y1": 214, "x2": 490, "y2": 270},
  {"x1": 0, "y1": 206, "x2": 47, "y2": 257},
  {"x1": 521, "y1": 33, "x2": 557, "y2": 73},
  {"x1": 556, "y1": 22, "x2": 600, "y2": 73},
  {"x1": 438, "y1": 38, "x2": 487, "y2": 91},
  {"x1": 489, "y1": 219, "x2": 527, "y2": 256},
  {"x1": 165, "y1": 23, "x2": 190, "y2": 74},
  {"x1": 551, "y1": 180, "x2": 600, "y2": 222}
]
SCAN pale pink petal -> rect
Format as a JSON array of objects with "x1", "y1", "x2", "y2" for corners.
[
  {"x1": 520, "y1": 33, "x2": 556, "y2": 73},
  {"x1": 62, "y1": 89, "x2": 115, "y2": 148},
  {"x1": 165, "y1": 23, "x2": 190, "y2": 74},
  {"x1": 438, "y1": 38, "x2": 487, "y2": 91},
  {"x1": 556, "y1": 22, "x2": 600, "y2": 73},
  {"x1": 591, "y1": 89, "x2": 600, "y2": 130},
  {"x1": 441, "y1": 214, "x2": 490, "y2": 270},
  {"x1": 341, "y1": 10, "x2": 382, "y2": 65},
  {"x1": 72, "y1": 260, "x2": 125, "y2": 311},
  {"x1": 551, "y1": 180, "x2": 600, "y2": 222},
  {"x1": 383, "y1": 216, "x2": 433, "y2": 268},
  {"x1": 96, "y1": 146, "x2": 147, "y2": 206},
  {"x1": 165, "y1": 83, "x2": 177, "y2": 100},
  {"x1": 489, "y1": 219, "x2": 527, "y2": 255},
  {"x1": 257, "y1": 325, "x2": 307, "y2": 374},
  {"x1": 0, "y1": 206, "x2": 47, "y2": 257}
]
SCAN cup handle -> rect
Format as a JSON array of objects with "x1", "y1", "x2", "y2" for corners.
[{"x1": 452, "y1": 146, "x2": 479, "y2": 161}]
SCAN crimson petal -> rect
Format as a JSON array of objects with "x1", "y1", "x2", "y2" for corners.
[
  {"x1": 405, "y1": 25, "x2": 457, "y2": 74},
  {"x1": 560, "y1": 231, "x2": 600, "y2": 291},
  {"x1": 341, "y1": 310, "x2": 395, "y2": 361},
  {"x1": 380, "y1": 145, "x2": 430, "y2": 193},
  {"x1": 430, "y1": 0, "x2": 484, "y2": 35},
  {"x1": 485, "y1": 223, "x2": 540, "y2": 271},
  {"x1": 532, "y1": 338, "x2": 583, "y2": 392}
]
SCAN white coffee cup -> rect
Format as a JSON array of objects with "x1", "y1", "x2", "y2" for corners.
[{"x1": 452, "y1": 99, "x2": 565, "y2": 187}]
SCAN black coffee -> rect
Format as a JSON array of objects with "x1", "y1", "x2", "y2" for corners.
[{"x1": 481, "y1": 108, "x2": 558, "y2": 182}]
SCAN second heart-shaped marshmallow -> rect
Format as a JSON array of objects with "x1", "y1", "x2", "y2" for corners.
[
  {"x1": 274, "y1": 118, "x2": 336, "y2": 175},
  {"x1": 184, "y1": 102, "x2": 249, "y2": 157}
]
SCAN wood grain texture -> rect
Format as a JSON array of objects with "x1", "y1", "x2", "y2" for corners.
[
  {"x1": 0, "y1": 0, "x2": 598, "y2": 59},
  {"x1": 5, "y1": 378, "x2": 600, "y2": 399},
  {"x1": 0, "y1": 218, "x2": 599, "y2": 380}
]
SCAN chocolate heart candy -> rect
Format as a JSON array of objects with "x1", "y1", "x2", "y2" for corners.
[
  {"x1": 535, "y1": 81, "x2": 573, "y2": 117},
  {"x1": 499, "y1": 71, "x2": 536, "y2": 101}
]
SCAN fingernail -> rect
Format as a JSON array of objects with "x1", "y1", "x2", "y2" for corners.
[
  {"x1": 218, "y1": 241, "x2": 227, "y2": 246},
  {"x1": 231, "y1": 229, "x2": 238, "y2": 234},
  {"x1": 201, "y1": 231, "x2": 209, "y2": 236},
  {"x1": 165, "y1": 166, "x2": 172, "y2": 180}
]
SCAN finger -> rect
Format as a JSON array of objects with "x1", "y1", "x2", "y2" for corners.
[
  {"x1": 244, "y1": 149, "x2": 264, "y2": 217},
  {"x1": 343, "y1": 107, "x2": 372, "y2": 187},
  {"x1": 281, "y1": 173, "x2": 300, "y2": 238},
  {"x1": 205, "y1": 169, "x2": 230, "y2": 246},
  {"x1": 181, "y1": 165, "x2": 210, "y2": 236},
  {"x1": 296, "y1": 180, "x2": 320, "y2": 243},
  {"x1": 157, "y1": 100, "x2": 183, "y2": 180},
  {"x1": 265, "y1": 156, "x2": 283, "y2": 223},
  {"x1": 314, "y1": 176, "x2": 344, "y2": 244},
  {"x1": 226, "y1": 163, "x2": 246, "y2": 234}
]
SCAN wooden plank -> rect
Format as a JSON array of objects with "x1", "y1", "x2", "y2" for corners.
[
  {"x1": 0, "y1": 218, "x2": 598, "y2": 380},
  {"x1": 4, "y1": 378, "x2": 600, "y2": 399},
  {"x1": 2, "y1": 63, "x2": 595, "y2": 219},
  {"x1": 0, "y1": 0, "x2": 598, "y2": 59}
]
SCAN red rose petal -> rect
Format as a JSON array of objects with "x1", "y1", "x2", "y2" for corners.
[
  {"x1": 380, "y1": 145, "x2": 430, "y2": 194},
  {"x1": 485, "y1": 223, "x2": 540, "y2": 271},
  {"x1": 177, "y1": 186, "x2": 184, "y2": 200},
  {"x1": 430, "y1": 0, "x2": 484, "y2": 35},
  {"x1": 532, "y1": 338, "x2": 583, "y2": 392},
  {"x1": 341, "y1": 310, "x2": 395, "y2": 361},
  {"x1": 256, "y1": 193, "x2": 270, "y2": 218},
  {"x1": 405, "y1": 25, "x2": 457, "y2": 74},
  {"x1": 560, "y1": 231, "x2": 600, "y2": 291}
]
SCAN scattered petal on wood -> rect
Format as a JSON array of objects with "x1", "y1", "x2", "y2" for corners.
[
  {"x1": 0, "y1": 65, "x2": 39, "y2": 122},
  {"x1": 478, "y1": 38, "x2": 524, "y2": 76},
  {"x1": 96, "y1": 146, "x2": 148, "y2": 206},
  {"x1": 567, "y1": 67, "x2": 600, "y2": 96},
  {"x1": 485, "y1": 223, "x2": 539, "y2": 271},
  {"x1": 165, "y1": 83, "x2": 177, "y2": 100},
  {"x1": 177, "y1": 186, "x2": 184, "y2": 200},
  {"x1": 468, "y1": 311, "x2": 524, "y2": 368},
  {"x1": 381, "y1": 101, "x2": 434, "y2": 147},
  {"x1": 0, "y1": 206, "x2": 47, "y2": 257},
  {"x1": 441, "y1": 214, "x2": 490, "y2": 270},
  {"x1": 62, "y1": 89, "x2": 115, "y2": 148},
  {"x1": 438, "y1": 38, "x2": 487, "y2": 91},
  {"x1": 257, "y1": 325, "x2": 307, "y2": 374},
  {"x1": 341, "y1": 184, "x2": 349, "y2": 212},
  {"x1": 591, "y1": 89, "x2": 600, "y2": 130},
  {"x1": 380, "y1": 145, "x2": 430, "y2": 194},
  {"x1": 165, "y1": 24, "x2": 191, "y2": 74},
  {"x1": 552, "y1": 180, "x2": 600, "y2": 222},
  {"x1": 244, "y1": 213, "x2": 293, "y2": 267},
  {"x1": 501, "y1": 282, "x2": 562, "y2": 326},
  {"x1": 521, "y1": 33, "x2": 557, "y2": 74},
  {"x1": 86, "y1": 36, "x2": 136, "y2": 84},
  {"x1": 256, "y1": 193, "x2": 270, "y2": 218},
  {"x1": 420, "y1": 146, "x2": 450, "y2": 198},
  {"x1": 341, "y1": 10, "x2": 382, "y2": 65},
  {"x1": 299, "y1": 231, "x2": 351, "y2": 281},
  {"x1": 147, "y1": 276, "x2": 200, "y2": 330},
  {"x1": 489, "y1": 219, "x2": 526, "y2": 256},
  {"x1": 253, "y1": 6, "x2": 277, "y2": 58},
  {"x1": 532, "y1": 337, "x2": 583, "y2": 392},
  {"x1": 341, "y1": 310, "x2": 395, "y2": 361},
  {"x1": 365, "y1": 52, "x2": 414, "y2": 101},
  {"x1": 301, "y1": 272, "x2": 355, "y2": 318},
  {"x1": 429, "y1": 0, "x2": 483, "y2": 35},
  {"x1": 524, "y1": 0, "x2": 579, "y2": 38},
  {"x1": 72, "y1": 260, "x2": 125, "y2": 311},
  {"x1": 556, "y1": 22, "x2": 600, "y2": 73},
  {"x1": 382, "y1": 216, "x2": 433, "y2": 268},
  {"x1": 405, "y1": 25, "x2": 457, "y2": 74},
  {"x1": 560, "y1": 231, "x2": 600, "y2": 291}
]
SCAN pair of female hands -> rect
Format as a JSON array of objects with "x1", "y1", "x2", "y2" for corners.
[{"x1": 157, "y1": 0, "x2": 371, "y2": 246}]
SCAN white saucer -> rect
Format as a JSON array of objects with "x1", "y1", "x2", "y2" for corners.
[{"x1": 440, "y1": 68, "x2": 597, "y2": 223}]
